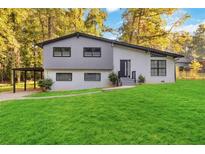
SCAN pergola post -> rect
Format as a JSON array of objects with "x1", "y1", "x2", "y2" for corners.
[
  {"x1": 40, "y1": 71, "x2": 43, "y2": 79},
  {"x1": 24, "y1": 70, "x2": 27, "y2": 91},
  {"x1": 34, "y1": 70, "x2": 36, "y2": 89},
  {"x1": 13, "y1": 69, "x2": 16, "y2": 93}
]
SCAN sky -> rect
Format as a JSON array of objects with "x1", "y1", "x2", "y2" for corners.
[{"x1": 103, "y1": 8, "x2": 205, "y2": 39}]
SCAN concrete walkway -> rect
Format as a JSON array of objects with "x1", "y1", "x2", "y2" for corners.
[{"x1": 102, "y1": 85, "x2": 135, "y2": 91}]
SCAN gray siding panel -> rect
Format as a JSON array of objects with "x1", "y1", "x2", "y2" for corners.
[{"x1": 43, "y1": 36, "x2": 113, "y2": 69}]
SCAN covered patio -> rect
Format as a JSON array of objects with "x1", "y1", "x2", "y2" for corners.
[{"x1": 12, "y1": 67, "x2": 44, "y2": 93}]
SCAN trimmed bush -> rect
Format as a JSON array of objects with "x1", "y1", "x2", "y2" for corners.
[
  {"x1": 138, "y1": 74, "x2": 145, "y2": 83},
  {"x1": 108, "y1": 72, "x2": 118, "y2": 86},
  {"x1": 38, "y1": 78, "x2": 54, "y2": 92}
]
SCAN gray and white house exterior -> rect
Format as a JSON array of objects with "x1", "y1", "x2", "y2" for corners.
[{"x1": 37, "y1": 32, "x2": 183, "y2": 90}]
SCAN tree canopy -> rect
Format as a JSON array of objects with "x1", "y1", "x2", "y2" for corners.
[{"x1": 119, "y1": 8, "x2": 191, "y2": 51}]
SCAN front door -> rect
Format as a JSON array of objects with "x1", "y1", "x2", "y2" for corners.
[{"x1": 120, "y1": 60, "x2": 131, "y2": 77}]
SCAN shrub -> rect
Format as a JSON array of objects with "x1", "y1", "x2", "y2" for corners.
[
  {"x1": 138, "y1": 74, "x2": 145, "y2": 83},
  {"x1": 38, "y1": 78, "x2": 54, "y2": 92},
  {"x1": 108, "y1": 72, "x2": 118, "y2": 86},
  {"x1": 189, "y1": 60, "x2": 202, "y2": 79}
]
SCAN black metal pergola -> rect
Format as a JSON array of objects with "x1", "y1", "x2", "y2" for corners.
[{"x1": 12, "y1": 67, "x2": 44, "y2": 93}]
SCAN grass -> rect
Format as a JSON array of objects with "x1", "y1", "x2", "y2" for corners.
[
  {"x1": 0, "y1": 80, "x2": 205, "y2": 144},
  {"x1": 28, "y1": 88, "x2": 101, "y2": 97},
  {"x1": 0, "y1": 82, "x2": 36, "y2": 93}
]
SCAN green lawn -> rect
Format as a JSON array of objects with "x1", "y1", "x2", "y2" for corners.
[
  {"x1": 0, "y1": 80, "x2": 205, "y2": 144},
  {"x1": 28, "y1": 88, "x2": 101, "y2": 97}
]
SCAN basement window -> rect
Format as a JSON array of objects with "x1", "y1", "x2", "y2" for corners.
[
  {"x1": 84, "y1": 73, "x2": 101, "y2": 81},
  {"x1": 56, "y1": 73, "x2": 72, "y2": 81}
]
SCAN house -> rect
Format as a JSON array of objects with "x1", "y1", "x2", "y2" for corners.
[
  {"x1": 37, "y1": 32, "x2": 183, "y2": 90},
  {"x1": 176, "y1": 57, "x2": 193, "y2": 71},
  {"x1": 176, "y1": 57, "x2": 205, "y2": 73}
]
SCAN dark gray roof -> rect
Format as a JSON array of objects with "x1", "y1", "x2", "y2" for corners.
[
  {"x1": 37, "y1": 32, "x2": 184, "y2": 58},
  {"x1": 176, "y1": 57, "x2": 193, "y2": 63}
]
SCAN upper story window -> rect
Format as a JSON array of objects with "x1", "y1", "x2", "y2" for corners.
[
  {"x1": 151, "y1": 60, "x2": 166, "y2": 76},
  {"x1": 83, "y1": 47, "x2": 101, "y2": 57},
  {"x1": 53, "y1": 47, "x2": 71, "y2": 57}
]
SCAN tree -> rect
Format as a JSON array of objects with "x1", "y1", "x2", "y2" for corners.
[
  {"x1": 192, "y1": 24, "x2": 205, "y2": 59},
  {"x1": 0, "y1": 9, "x2": 28, "y2": 82},
  {"x1": 85, "y1": 8, "x2": 108, "y2": 36},
  {"x1": 119, "y1": 8, "x2": 190, "y2": 50},
  {"x1": 167, "y1": 31, "x2": 192, "y2": 54},
  {"x1": 189, "y1": 60, "x2": 202, "y2": 78},
  {"x1": 65, "y1": 8, "x2": 85, "y2": 33}
]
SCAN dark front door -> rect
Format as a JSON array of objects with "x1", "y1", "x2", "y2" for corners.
[{"x1": 120, "y1": 60, "x2": 131, "y2": 77}]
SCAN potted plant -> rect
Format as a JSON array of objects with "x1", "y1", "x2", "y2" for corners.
[
  {"x1": 108, "y1": 72, "x2": 118, "y2": 86},
  {"x1": 38, "y1": 78, "x2": 54, "y2": 92},
  {"x1": 138, "y1": 74, "x2": 145, "y2": 84}
]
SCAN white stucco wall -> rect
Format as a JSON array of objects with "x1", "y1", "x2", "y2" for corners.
[
  {"x1": 44, "y1": 69, "x2": 112, "y2": 90},
  {"x1": 113, "y1": 45, "x2": 175, "y2": 83}
]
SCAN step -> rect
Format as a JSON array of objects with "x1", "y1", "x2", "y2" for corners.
[
  {"x1": 119, "y1": 77, "x2": 136, "y2": 86},
  {"x1": 120, "y1": 77, "x2": 135, "y2": 81},
  {"x1": 121, "y1": 82, "x2": 136, "y2": 86}
]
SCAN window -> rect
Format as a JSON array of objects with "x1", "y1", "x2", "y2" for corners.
[
  {"x1": 56, "y1": 73, "x2": 72, "y2": 81},
  {"x1": 84, "y1": 73, "x2": 101, "y2": 81},
  {"x1": 151, "y1": 60, "x2": 166, "y2": 76},
  {"x1": 83, "y1": 47, "x2": 101, "y2": 57},
  {"x1": 53, "y1": 47, "x2": 71, "y2": 57}
]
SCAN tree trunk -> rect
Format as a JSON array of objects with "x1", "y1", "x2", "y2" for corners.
[
  {"x1": 15, "y1": 48, "x2": 21, "y2": 83},
  {"x1": 38, "y1": 10, "x2": 46, "y2": 41},
  {"x1": 128, "y1": 9, "x2": 144, "y2": 44},
  {"x1": 48, "y1": 13, "x2": 52, "y2": 39},
  {"x1": 136, "y1": 9, "x2": 144, "y2": 44}
]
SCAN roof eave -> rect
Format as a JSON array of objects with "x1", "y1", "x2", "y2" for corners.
[{"x1": 36, "y1": 32, "x2": 184, "y2": 58}]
